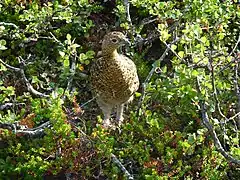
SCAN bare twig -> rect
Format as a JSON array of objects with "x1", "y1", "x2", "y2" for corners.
[
  {"x1": 196, "y1": 77, "x2": 240, "y2": 165},
  {"x1": 15, "y1": 121, "x2": 51, "y2": 138},
  {"x1": 137, "y1": 37, "x2": 180, "y2": 113},
  {"x1": 229, "y1": 34, "x2": 240, "y2": 57},
  {"x1": 228, "y1": 111, "x2": 240, "y2": 122},
  {"x1": 123, "y1": 0, "x2": 132, "y2": 26},
  {"x1": 80, "y1": 96, "x2": 97, "y2": 108},
  {"x1": 0, "y1": 103, "x2": 25, "y2": 110},
  {"x1": 67, "y1": 53, "x2": 77, "y2": 91},
  {"x1": 134, "y1": 31, "x2": 160, "y2": 46},
  {"x1": 70, "y1": 121, "x2": 134, "y2": 179},
  {"x1": 217, "y1": 57, "x2": 236, "y2": 74},
  {"x1": 141, "y1": 16, "x2": 159, "y2": 26},
  {"x1": 214, "y1": 112, "x2": 240, "y2": 126},
  {"x1": 20, "y1": 68, "x2": 49, "y2": 98},
  {"x1": 234, "y1": 59, "x2": 240, "y2": 128},
  {"x1": 111, "y1": 153, "x2": 134, "y2": 180},
  {"x1": 63, "y1": 53, "x2": 77, "y2": 100},
  {"x1": 0, "y1": 121, "x2": 51, "y2": 138},
  {"x1": 209, "y1": 55, "x2": 228, "y2": 147},
  {"x1": 0, "y1": 22, "x2": 18, "y2": 29},
  {"x1": 18, "y1": 33, "x2": 65, "y2": 48},
  {"x1": 162, "y1": 40, "x2": 183, "y2": 61},
  {"x1": 0, "y1": 59, "x2": 20, "y2": 72},
  {"x1": 18, "y1": 57, "x2": 49, "y2": 98},
  {"x1": 50, "y1": 32, "x2": 64, "y2": 47},
  {"x1": 133, "y1": 21, "x2": 180, "y2": 48},
  {"x1": 0, "y1": 58, "x2": 49, "y2": 98},
  {"x1": 0, "y1": 122, "x2": 18, "y2": 131},
  {"x1": 217, "y1": 35, "x2": 240, "y2": 74}
]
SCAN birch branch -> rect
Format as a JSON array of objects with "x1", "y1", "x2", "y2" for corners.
[
  {"x1": 196, "y1": 77, "x2": 240, "y2": 165},
  {"x1": 137, "y1": 37, "x2": 180, "y2": 113},
  {"x1": 111, "y1": 153, "x2": 134, "y2": 180}
]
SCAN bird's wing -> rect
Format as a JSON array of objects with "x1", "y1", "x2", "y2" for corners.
[{"x1": 120, "y1": 55, "x2": 140, "y2": 92}]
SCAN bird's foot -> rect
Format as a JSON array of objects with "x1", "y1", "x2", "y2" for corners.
[
  {"x1": 116, "y1": 117, "x2": 124, "y2": 127},
  {"x1": 102, "y1": 119, "x2": 112, "y2": 129}
]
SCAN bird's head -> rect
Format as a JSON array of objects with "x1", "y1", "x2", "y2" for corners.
[{"x1": 101, "y1": 31, "x2": 130, "y2": 54}]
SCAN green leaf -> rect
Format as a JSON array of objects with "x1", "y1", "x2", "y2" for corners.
[
  {"x1": 175, "y1": 106, "x2": 181, "y2": 114},
  {"x1": 71, "y1": 43, "x2": 80, "y2": 49},
  {"x1": 86, "y1": 50, "x2": 95, "y2": 57},
  {"x1": 218, "y1": 32, "x2": 225, "y2": 40},
  {"x1": 135, "y1": 92, "x2": 141, "y2": 97},
  {"x1": 5, "y1": 86, "x2": 15, "y2": 96},
  {"x1": 160, "y1": 29, "x2": 171, "y2": 41},
  {"x1": 0, "y1": 45, "x2": 7, "y2": 50},
  {"x1": 232, "y1": 138, "x2": 239, "y2": 146},
  {"x1": 0, "y1": 62, "x2": 7, "y2": 71},
  {"x1": 0, "y1": 39, "x2": 6, "y2": 46},
  {"x1": 193, "y1": 57, "x2": 200, "y2": 63},
  {"x1": 0, "y1": 26, "x2": 5, "y2": 31},
  {"x1": 200, "y1": 36, "x2": 207, "y2": 43},
  {"x1": 191, "y1": 70, "x2": 199, "y2": 77},
  {"x1": 212, "y1": 118, "x2": 219, "y2": 124},
  {"x1": 171, "y1": 44, "x2": 177, "y2": 51},
  {"x1": 66, "y1": 34, "x2": 71, "y2": 41},
  {"x1": 178, "y1": 51, "x2": 184, "y2": 58},
  {"x1": 63, "y1": 59, "x2": 69, "y2": 67},
  {"x1": 84, "y1": 60, "x2": 90, "y2": 65},
  {"x1": 32, "y1": 76, "x2": 40, "y2": 83},
  {"x1": 59, "y1": 51, "x2": 65, "y2": 57},
  {"x1": 188, "y1": 134, "x2": 196, "y2": 144}
]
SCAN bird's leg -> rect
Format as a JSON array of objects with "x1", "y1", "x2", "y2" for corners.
[
  {"x1": 116, "y1": 104, "x2": 124, "y2": 125},
  {"x1": 102, "y1": 106, "x2": 112, "y2": 128},
  {"x1": 97, "y1": 99, "x2": 113, "y2": 128}
]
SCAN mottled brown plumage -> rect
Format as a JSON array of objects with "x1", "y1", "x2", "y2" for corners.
[{"x1": 90, "y1": 31, "x2": 139, "y2": 127}]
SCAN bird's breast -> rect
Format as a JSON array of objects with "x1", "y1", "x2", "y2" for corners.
[{"x1": 91, "y1": 55, "x2": 139, "y2": 105}]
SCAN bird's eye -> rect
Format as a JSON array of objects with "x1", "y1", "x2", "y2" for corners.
[{"x1": 111, "y1": 38, "x2": 118, "y2": 43}]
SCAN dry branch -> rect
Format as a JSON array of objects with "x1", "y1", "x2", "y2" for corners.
[
  {"x1": 15, "y1": 121, "x2": 51, "y2": 138},
  {"x1": 18, "y1": 57, "x2": 50, "y2": 98},
  {"x1": 62, "y1": 53, "x2": 78, "y2": 100},
  {"x1": 19, "y1": 67, "x2": 49, "y2": 98},
  {"x1": 0, "y1": 103, "x2": 25, "y2": 110},
  {"x1": 234, "y1": 58, "x2": 240, "y2": 129},
  {"x1": 0, "y1": 121, "x2": 51, "y2": 138},
  {"x1": 229, "y1": 34, "x2": 240, "y2": 57},
  {"x1": 137, "y1": 37, "x2": 180, "y2": 114},
  {"x1": 196, "y1": 77, "x2": 240, "y2": 165},
  {"x1": 123, "y1": 0, "x2": 132, "y2": 27},
  {"x1": 0, "y1": 22, "x2": 18, "y2": 29},
  {"x1": 0, "y1": 59, "x2": 21, "y2": 72},
  {"x1": 111, "y1": 153, "x2": 134, "y2": 180},
  {"x1": 0, "y1": 122, "x2": 18, "y2": 131},
  {"x1": 69, "y1": 122, "x2": 134, "y2": 179},
  {"x1": 0, "y1": 57, "x2": 50, "y2": 98},
  {"x1": 217, "y1": 34, "x2": 240, "y2": 74}
]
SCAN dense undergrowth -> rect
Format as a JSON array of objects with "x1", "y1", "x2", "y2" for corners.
[{"x1": 0, "y1": 0, "x2": 240, "y2": 179}]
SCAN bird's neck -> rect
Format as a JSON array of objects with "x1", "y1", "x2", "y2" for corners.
[{"x1": 102, "y1": 49, "x2": 119, "y2": 59}]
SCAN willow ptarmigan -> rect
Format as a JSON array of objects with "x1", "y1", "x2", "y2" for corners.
[{"x1": 90, "y1": 31, "x2": 139, "y2": 128}]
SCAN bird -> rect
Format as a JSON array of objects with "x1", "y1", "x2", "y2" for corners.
[{"x1": 90, "y1": 31, "x2": 139, "y2": 128}]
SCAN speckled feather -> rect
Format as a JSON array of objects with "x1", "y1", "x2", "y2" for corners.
[
  {"x1": 90, "y1": 31, "x2": 139, "y2": 126},
  {"x1": 91, "y1": 54, "x2": 139, "y2": 105}
]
